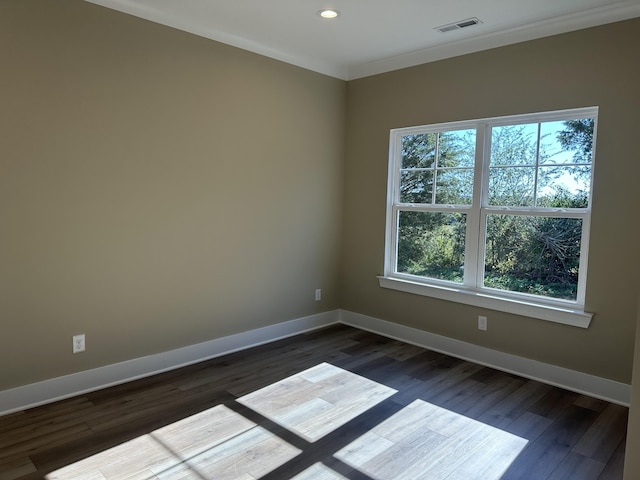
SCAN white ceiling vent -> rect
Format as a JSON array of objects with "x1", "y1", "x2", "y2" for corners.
[{"x1": 435, "y1": 17, "x2": 483, "y2": 33}]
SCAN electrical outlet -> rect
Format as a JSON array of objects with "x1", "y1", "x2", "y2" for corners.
[
  {"x1": 73, "y1": 334, "x2": 85, "y2": 353},
  {"x1": 315, "y1": 289, "x2": 322, "y2": 301},
  {"x1": 478, "y1": 316, "x2": 488, "y2": 331}
]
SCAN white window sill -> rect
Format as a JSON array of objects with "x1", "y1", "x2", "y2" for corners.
[{"x1": 378, "y1": 276, "x2": 593, "y2": 328}]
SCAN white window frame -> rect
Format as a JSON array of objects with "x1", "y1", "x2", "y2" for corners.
[{"x1": 380, "y1": 107, "x2": 598, "y2": 328}]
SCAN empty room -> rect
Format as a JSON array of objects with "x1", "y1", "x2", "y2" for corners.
[{"x1": 2, "y1": 1, "x2": 640, "y2": 479}]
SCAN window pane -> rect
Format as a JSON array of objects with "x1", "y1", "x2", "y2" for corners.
[
  {"x1": 484, "y1": 214, "x2": 583, "y2": 300},
  {"x1": 488, "y1": 166, "x2": 535, "y2": 207},
  {"x1": 540, "y1": 119, "x2": 594, "y2": 165},
  {"x1": 402, "y1": 134, "x2": 436, "y2": 168},
  {"x1": 400, "y1": 170, "x2": 433, "y2": 203},
  {"x1": 537, "y1": 165, "x2": 591, "y2": 208},
  {"x1": 435, "y1": 168, "x2": 474, "y2": 204},
  {"x1": 397, "y1": 211, "x2": 466, "y2": 283},
  {"x1": 491, "y1": 124, "x2": 538, "y2": 166},
  {"x1": 438, "y1": 129, "x2": 476, "y2": 168}
]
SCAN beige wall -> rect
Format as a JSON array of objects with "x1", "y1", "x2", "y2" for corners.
[
  {"x1": 2, "y1": 1, "x2": 638, "y2": 395},
  {"x1": 624, "y1": 292, "x2": 640, "y2": 477},
  {"x1": 0, "y1": 1, "x2": 346, "y2": 390},
  {"x1": 341, "y1": 18, "x2": 640, "y2": 383}
]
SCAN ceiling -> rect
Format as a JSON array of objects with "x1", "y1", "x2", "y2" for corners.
[{"x1": 85, "y1": 0, "x2": 640, "y2": 80}]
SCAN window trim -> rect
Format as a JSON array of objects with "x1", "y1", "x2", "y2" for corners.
[{"x1": 382, "y1": 107, "x2": 597, "y2": 328}]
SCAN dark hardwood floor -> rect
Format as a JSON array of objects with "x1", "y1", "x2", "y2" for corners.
[{"x1": 0, "y1": 324, "x2": 628, "y2": 479}]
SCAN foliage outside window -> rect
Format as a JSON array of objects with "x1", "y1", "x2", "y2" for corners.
[{"x1": 384, "y1": 108, "x2": 597, "y2": 318}]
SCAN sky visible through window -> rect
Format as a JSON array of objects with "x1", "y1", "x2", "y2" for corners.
[{"x1": 514, "y1": 120, "x2": 592, "y2": 197}]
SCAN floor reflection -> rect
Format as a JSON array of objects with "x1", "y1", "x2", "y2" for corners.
[
  {"x1": 237, "y1": 362, "x2": 397, "y2": 442},
  {"x1": 335, "y1": 399, "x2": 528, "y2": 480}
]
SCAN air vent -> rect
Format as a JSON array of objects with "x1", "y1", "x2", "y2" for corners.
[{"x1": 435, "y1": 17, "x2": 483, "y2": 33}]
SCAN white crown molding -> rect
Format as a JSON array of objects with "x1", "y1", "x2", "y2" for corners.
[
  {"x1": 339, "y1": 310, "x2": 631, "y2": 406},
  {"x1": 347, "y1": 1, "x2": 640, "y2": 79},
  {"x1": 84, "y1": 0, "x2": 640, "y2": 81},
  {"x1": 83, "y1": 0, "x2": 348, "y2": 79}
]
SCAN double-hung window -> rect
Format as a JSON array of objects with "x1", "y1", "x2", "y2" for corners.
[{"x1": 381, "y1": 107, "x2": 597, "y2": 327}]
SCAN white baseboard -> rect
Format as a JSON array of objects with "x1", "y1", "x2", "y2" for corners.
[
  {"x1": 1, "y1": 308, "x2": 630, "y2": 416},
  {"x1": 0, "y1": 310, "x2": 339, "y2": 417},
  {"x1": 339, "y1": 310, "x2": 631, "y2": 406}
]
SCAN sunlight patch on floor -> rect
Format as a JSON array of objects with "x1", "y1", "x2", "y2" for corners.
[
  {"x1": 46, "y1": 363, "x2": 529, "y2": 480},
  {"x1": 237, "y1": 362, "x2": 397, "y2": 442},
  {"x1": 290, "y1": 462, "x2": 348, "y2": 479},
  {"x1": 335, "y1": 399, "x2": 528, "y2": 480},
  {"x1": 46, "y1": 405, "x2": 300, "y2": 480}
]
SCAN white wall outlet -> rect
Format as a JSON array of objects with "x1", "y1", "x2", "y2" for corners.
[
  {"x1": 315, "y1": 288, "x2": 322, "y2": 301},
  {"x1": 73, "y1": 334, "x2": 86, "y2": 353},
  {"x1": 478, "y1": 316, "x2": 488, "y2": 331}
]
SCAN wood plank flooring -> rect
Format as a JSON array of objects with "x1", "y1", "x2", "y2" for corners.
[{"x1": 0, "y1": 324, "x2": 628, "y2": 480}]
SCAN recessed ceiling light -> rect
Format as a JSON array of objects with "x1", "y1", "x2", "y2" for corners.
[{"x1": 317, "y1": 9, "x2": 340, "y2": 19}]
